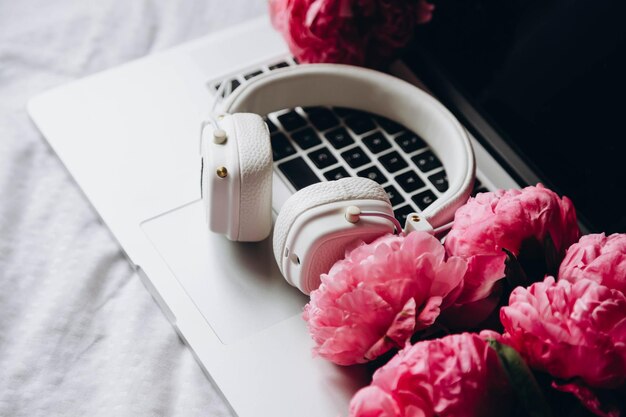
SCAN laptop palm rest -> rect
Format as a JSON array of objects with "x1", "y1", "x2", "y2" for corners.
[{"x1": 141, "y1": 199, "x2": 308, "y2": 345}]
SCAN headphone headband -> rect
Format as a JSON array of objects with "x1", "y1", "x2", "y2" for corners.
[{"x1": 222, "y1": 64, "x2": 475, "y2": 228}]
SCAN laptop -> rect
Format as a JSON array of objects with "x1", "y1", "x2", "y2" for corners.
[
  {"x1": 408, "y1": 0, "x2": 626, "y2": 234},
  {"x1": 26, "y1": 3, "x2": 624, "y2": 416}
]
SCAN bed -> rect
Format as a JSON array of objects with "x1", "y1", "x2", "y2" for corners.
[{"x1": 0, "y1": 1, "x2": 266, "y2": 415}]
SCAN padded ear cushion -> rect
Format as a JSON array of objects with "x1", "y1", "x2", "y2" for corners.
[
  {"x1": 273, "y1": 177, "x2": 391, "y2": 273},
  {"x1": 231, "y1": 113, "x2": 273, "y2": 241}
]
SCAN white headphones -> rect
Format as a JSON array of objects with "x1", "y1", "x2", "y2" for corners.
[{"x1": 200, "y1": 64, "x2": 475, "y2": 294}]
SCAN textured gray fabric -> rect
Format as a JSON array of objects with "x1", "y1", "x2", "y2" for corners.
[{"x1": 0, "y1": 1, "x2": 265, "y2": 416}]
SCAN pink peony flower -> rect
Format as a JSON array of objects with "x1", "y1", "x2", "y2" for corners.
[
  {"x1": 500, "y1": 277, "x2": 626, "y2": 415},
  {"x1": 559, "y1": 233, "x2": 626, "y2": 295},
  {"x1": 443, "y1": 184, "x2": 580, "y2": 328},
  {"x1": 268, "y1": 0, "x2": 434, "y2": 67},
  {"x1": 501, "y1": 276, "x2": 626, "y2": 387},
  {"x1": 303, "y1": 231, "x2": 466, "y2": 365},
  {"x1": 348, "y1": 333, "x2": 513, "y2": 417}
]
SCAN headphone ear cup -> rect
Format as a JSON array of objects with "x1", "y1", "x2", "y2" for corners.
[
  {"x1": 202, "y1": 113, "x2": 272, "y2": 242},
  {"x1": 230, "y1": 113, "x2": 273, "y2": 242},
  {"x1": 273, "y1": 177, "x2": 394, "y2": 294}
]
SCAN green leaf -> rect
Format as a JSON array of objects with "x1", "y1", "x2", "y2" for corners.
[{"x1": 488, "y1": 339, "x2": 553, "y2": 417}]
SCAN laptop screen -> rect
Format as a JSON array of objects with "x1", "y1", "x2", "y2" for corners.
[{"x1": 410, "y1": 0, "x2": 626, "y2": 233}]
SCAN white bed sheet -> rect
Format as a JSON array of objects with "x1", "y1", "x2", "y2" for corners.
[{"x1": 0, "y1": 1, "x2": 266, "y2": 415}]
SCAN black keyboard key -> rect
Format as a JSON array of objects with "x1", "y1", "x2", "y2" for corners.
[
  {"x1": 271, "y1": 133, "x2": 296, "y2": 161},
  {"x1": 379, "y1": 151, "x2": 408, "y2": 173},
  {"x1": 428, "y1": 171, "x2": 448, "y2": 192},
  {"x1": 394, "y1": 205, "x2": 416, "y2": 227},
  {"x1": 212, "y1": 82, "x2": 225, "y2": 97},
  {"x1": 472, "y1": 187, "x2": 489, "y2": 197},
  {"x1": 412, "y1": 190, "x2": 437, "y2": 210},
  {"x1": 279, "y1": 157, "x2": 320, "y2": 190},
  {"x1": 265, "y1": 119, "x2": 278, "y2": 133},
  {"x1": 472, "y1": 179, "x2": 483, "y2": 194},
  {"x1": 345, "y1": 112, "x2": 376, "y2": 135},
  {"x1": 412, "y1": 151, "x2": 442, "y2": 173},
  {"x1": 396, "y1": 171, "x2": 426, "y2": 193},
  {"x1": 376, "y1": 116, "x2": 404, "y2": 135},
  {"x1": 384, "y1": 185, "x2": 404, "y2": 206},
  {"x1": 291, "y1": 127, "x2": 321, "y2": 150},
  {"x1": 362, "y1": 131, "x2": 391, "y2": 154},
  {"x1": 357, "y1": 166, "x2": 387, "y2": 185},
  {"x1": 324, "y1": 167, "x2": 350, "y2": 181},
  {"x1": 341, "y1": 146, "x2": 371, "y2": 168},
  {"x1": 269, "y1": 61, "x2": 289, "y2": 70},
  {"x1": 277, "y1": 111, "x2": 307, "y2": 132},
  {"x1": 325, "y1": 127, "x2": 354, "y2": 149},
  {"x1": 230, "y1": 79, "x2": 241, "y2": 93},
  {"x1": 333, "y1": 107, "x2": 352, "y2": 117},
  {"x1": 306, "y1": 108, "x2": 340, "y2": 131},
  {"x1": 302, "y1": 106, "x2": 324, "y2": 115},
  {"x1": 244, "y1": 70, "x2": 263, "y2": 80},
  {"x1": 395, "y1": 132, "x2": 426, "y2": 153},
  {"x1": 308, "y1": 148, "x2": 337, "y2": 169}
]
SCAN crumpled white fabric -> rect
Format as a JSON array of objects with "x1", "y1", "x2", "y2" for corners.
[{"x1": 0, "y1": 1, "x2": 265, "y2": 416}]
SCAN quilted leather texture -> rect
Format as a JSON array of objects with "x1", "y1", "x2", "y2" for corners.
[
  {"x1": 302, "y1": 236, "x2": 352, "y2": 293},
  {"x1": 301, "y1": 229, "x2": 392, "y2": 293},
  {"x1": 272, "y1": 177, "x2": 390, "y2": 272},
  {"x1": 232, "y1": 113, "x2": 273, "y2": 241}
]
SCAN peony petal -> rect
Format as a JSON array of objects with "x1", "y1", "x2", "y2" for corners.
[
  {"x1": 552, "y1": 380, "x2": 622, "y2": 417},
  {"x1": 414, "y1": 296, "x2": 442, "y2": 331},
  {"x1": 501, "y1": 277, "x2": 626, "y2": 389},
  {"x1": 386, "y1": 297, "x2": 418, "y2": 344},
  {"x1": 350, "y1": 334, "x2": 513, "y2": 417},
  {"x1": 441, "y1": 285, "x2": 503, "y2": 329},
  {"x1": 304, "y1": 231, "x2": 468, "y2": 365},
  {"x1": 349, "y1": 386, "x2": 403, "y2": 417},
  {"x1": 430, "y1": 256, "x2": 467, "y2": 305},
  {"x1": 559, "y1": 233, "x2": 626, "y2": 296},
  {"x1": 269, "y1": 0, "x2": 429, "y2": 67},
  {"x1": 445, "y1": 185, "x2": 580, "y2": 318}
]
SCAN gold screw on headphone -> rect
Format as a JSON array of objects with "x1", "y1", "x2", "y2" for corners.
[{"x1": 216, "y1": 166, "x2": 228, "y2": 178}]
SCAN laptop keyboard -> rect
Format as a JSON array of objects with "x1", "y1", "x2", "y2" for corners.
[{"x1": 208, "y1": 57, "x2": 490, "y2": 226}]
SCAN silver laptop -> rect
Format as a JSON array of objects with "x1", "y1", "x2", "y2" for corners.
[{"x1": 28, "y1": 16, "x2": 519, "y2": 417}]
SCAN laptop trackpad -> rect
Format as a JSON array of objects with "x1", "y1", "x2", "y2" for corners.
[{"x1": 141, "y1": 200, "x2": 308, "y2": 345}]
